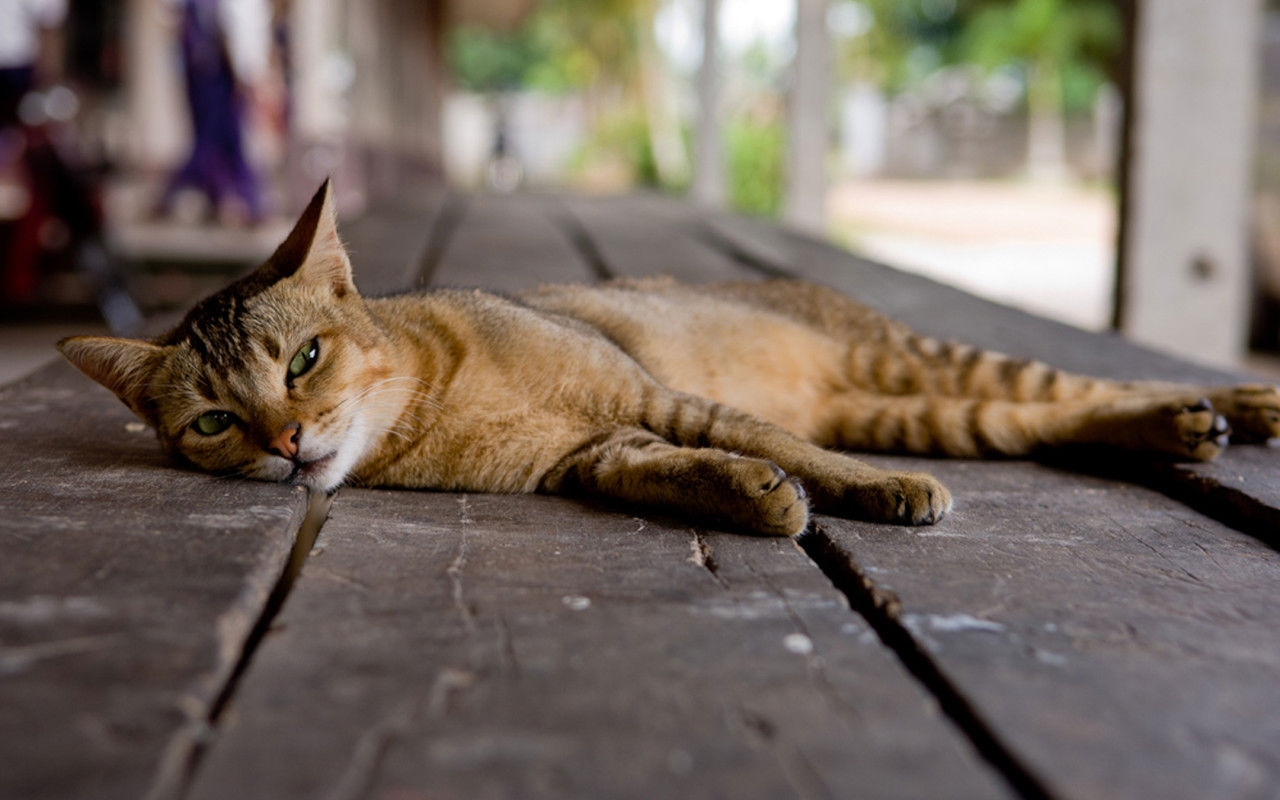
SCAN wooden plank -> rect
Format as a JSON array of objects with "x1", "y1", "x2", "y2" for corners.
[
  {"x1": 340, "y1": 185, "x2": 447, "y2": 296},
  {"x1": 700, "y1": 206, "x2": 1280, "y2": 545},
  {"x1": 808, "y1": 456, "x2": 1280, "y2": 799},
  {"x1": 562, "y1": 195, "x2": 755, "y2": 282},
  {"x1": 431, "y1": 193, "x2": 594, "y2": 290},
  {"x1": 187, "y1": 491, "x2": 1011, "y2": 800},
  {"x1": 0, "y1": 363, "x2": 308, "y2": 800}
]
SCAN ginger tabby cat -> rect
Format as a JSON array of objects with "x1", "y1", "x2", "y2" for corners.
[{"x1": 58, "y1": 182, "x2": 1280, "y2": 536}]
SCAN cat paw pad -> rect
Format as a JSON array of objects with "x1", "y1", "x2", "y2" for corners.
[
  {"x1": 853, "y1": 472, "x2": 952, "y2": 526},
  {"x1": 727, "y1": 459, "x2": 809, "y2": 536}
]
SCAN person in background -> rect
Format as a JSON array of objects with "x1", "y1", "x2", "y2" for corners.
[
  {"x1": 155, "y1": 0, "x2": 271, "y2": 226},
  {"x1": 0, "y1": 0, "x2": 66, "y2": 304},
  {"x1": 0, "y1": 0, "x2": 65, "y2": 127}
]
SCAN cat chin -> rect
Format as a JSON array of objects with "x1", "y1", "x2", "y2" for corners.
[{"x1": 302, "y1": 413, "x2": 372, "y2": 493}]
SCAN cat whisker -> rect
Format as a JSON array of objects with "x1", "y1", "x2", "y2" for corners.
[{"x1": 332, "y1": 377, "x2": 439, "y2": 413}]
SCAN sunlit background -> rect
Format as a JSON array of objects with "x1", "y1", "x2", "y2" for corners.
[{"x1": 1, "y1": 0, "x2": 1277, "y2": 380}]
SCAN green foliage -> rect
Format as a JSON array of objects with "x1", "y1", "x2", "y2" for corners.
[
  {"x1": 726, "y1": 117, "x2": 784, "y2": 217},
  {"x1": 447, "y1": 0, "x2": 648, "y2": 94},
  {"x1": 835, "y1": 0, "x2": 1122, "y2": 105},
  {"x1": 579, "y1": 109, "x2": 662, "y2": 186}
]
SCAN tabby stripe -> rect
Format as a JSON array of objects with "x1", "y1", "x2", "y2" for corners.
[
  {"x1": 195, "y1": 374, "x2": 217, "y2": 403},
  {"x1": 1039, "y1": 368, "x2": 1060, "y2": 401},
  {"x1": 968, "y1": 401, "x2": 994, "y2": 456},
  {"x1": 867, "y1": 405, "x2": 893, "y2": 450}
]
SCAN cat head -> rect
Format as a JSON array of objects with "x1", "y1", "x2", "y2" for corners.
[{"x1": 59, "y1": 180, "x2": 401, "y2": 492}]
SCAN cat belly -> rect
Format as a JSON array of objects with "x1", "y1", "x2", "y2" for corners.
[
  {"x1": 632, "y1": 319, "x2": 844, "y2": 439},
  {"x1": 522, "y1": 286, "x2": 849, "y2": 439}
]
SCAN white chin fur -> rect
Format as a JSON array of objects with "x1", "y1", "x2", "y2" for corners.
[{"x1": 306, "y1": 412, "x2": 369, "y2": 492}]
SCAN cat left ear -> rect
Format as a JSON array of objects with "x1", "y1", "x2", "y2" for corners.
[
  {"x1": 57, "y1": 336, "x2": 163, "y2": 413},
  {"x1": 261, "y1": 179, "x2": 357, "y2": 298}
]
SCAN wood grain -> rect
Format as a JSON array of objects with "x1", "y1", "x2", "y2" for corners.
[
  {"x1": 0, "y1": 364, "x2": 306, "y2": 800},
  {"x1": 429, "y1": 193, "x2": 594, "y2": 290},
  {"x1": 810, "y1": 456, "x2": 1280, "y2": 799},
  {"x1": 188, "y1": 491, "x2": 1010, "y2": 800}
]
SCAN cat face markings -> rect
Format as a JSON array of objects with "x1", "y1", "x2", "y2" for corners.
[{"x1": 62, "y1": 180, "x2": 400, "y2": 494}]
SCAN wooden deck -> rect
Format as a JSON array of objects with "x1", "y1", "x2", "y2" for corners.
[{"x1": 4, "y1": 190, "x2": 1280, "y2": 800}]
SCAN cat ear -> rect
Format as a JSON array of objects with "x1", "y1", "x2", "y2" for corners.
[
  {"x1": 259, "y1": 179, "x2": 357, "y2": 297},
  {"x1": 57, "y1": 336, "x2": 163, "y2": 412}
]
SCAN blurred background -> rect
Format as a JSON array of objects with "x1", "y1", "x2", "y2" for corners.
[{"x1": 0, "y1": 0, "x2": 1277, "y2": 380}]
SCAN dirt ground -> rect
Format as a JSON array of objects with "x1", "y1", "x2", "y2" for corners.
[{"x1": 827, "y1": 178, "x2": 1116, "y2": 331}]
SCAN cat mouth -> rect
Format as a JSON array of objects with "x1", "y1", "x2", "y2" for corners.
[{"x1": 287, "y1": 451, "x2": 338, "y2": 485}]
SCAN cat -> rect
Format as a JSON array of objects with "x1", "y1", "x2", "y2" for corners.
[{"x1": 57, "y1": 181, "x2": 1280, "y2": 536}]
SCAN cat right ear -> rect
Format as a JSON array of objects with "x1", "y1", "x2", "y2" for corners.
[
  {"x1": 259, "y1": 178, "x2": 356, "y2": 298},
  {"x1": 58, "y1": 336, "x2": 163, "y2": 412}
]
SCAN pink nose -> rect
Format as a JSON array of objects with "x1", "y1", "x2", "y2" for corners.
[{"x1": 268, "y1": 423, "x2": 300, "y2": 459}]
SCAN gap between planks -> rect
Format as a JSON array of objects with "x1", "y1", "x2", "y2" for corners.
[
  {"x1": 152, "y1": 493, "x2": 333, "y2": 800},
  {"x1": 797, "y1": 525, "x2": 1055, "y2": 800}
]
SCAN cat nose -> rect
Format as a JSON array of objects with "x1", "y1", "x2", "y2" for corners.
[{"x1": 267, "y1": 422, "x2": 301, "y2": 460}]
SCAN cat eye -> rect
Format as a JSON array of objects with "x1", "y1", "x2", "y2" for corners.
[
  {"x1": 193, "y1": 410, "x2": 236, "y2": 436},
  {"x1": 287, "y1": 338, "x2": 320, "y2": 383}
]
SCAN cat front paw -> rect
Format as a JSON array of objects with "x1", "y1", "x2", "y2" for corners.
[
  {"x1": 728, "y1": 459, "x2": 809, "y2": 536},
  {"x1": 846, "y1": 471, "x2": 952, "y2": 526}
]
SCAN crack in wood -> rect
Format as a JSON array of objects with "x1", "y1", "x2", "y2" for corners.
[
  {"x1": 320, "y1": 700, "x2": 419, "y2": 800},
  {"x1": 796, "y1": 525, "x2": 1056, "y2": 800},
  {"x1": 555, "y1": 206, "x2": 615, "y2": 281},
  {"x1": 447, "y1": 496, "x2": 478, "y2": 634},
  {"x1": 688, "y1": 529, "x2": 728, "y2": 588},
  {"x1": 1136, "y1": 463, "x2": 1280, "y2": 553},
  {"x1": 730, "y1": 705, "x2": 834, "y2": 800},
  {"x1": 413, "y1": 192, "x2": 468, "y2": 288},
  {"x1": 158, "y1": 491, "x2": 333, "y2": 800}
]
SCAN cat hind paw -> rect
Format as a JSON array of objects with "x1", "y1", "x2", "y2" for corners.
[
  {"x1": 851, "y1": 472, "x2": 952, "y2": 526},
  {"x1": 730, "y1": 459, "x2": 810, "y2": 536},
  {"x1": 1208, "y1": 385, "x2": 1280, "y2": 443}
]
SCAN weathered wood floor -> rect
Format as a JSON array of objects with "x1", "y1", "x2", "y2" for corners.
[{"x1": 4, "y1": 190, "x2": 1280, "y2": 800}]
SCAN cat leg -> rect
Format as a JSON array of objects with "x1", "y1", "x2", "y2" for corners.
[
  {"x1": 847, "y1": 336, "x2": 1129, "y2": 402},
  {"x1": 631, "y1": 394, "x2": 952, "y2": 526},
  {"x1": 540, "y1": 429, "x2": 809, "y2": 536},
  {"x1": 820, "y1": 391, "x2": 1232, "y2": 461},
  {"x1": 850, "y1": 337, "x2": 1280, "y2": 441}
]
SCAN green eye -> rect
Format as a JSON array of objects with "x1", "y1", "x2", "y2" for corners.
[
  {"x1": 194, "y1": 410, "x2": 235, "y2": 436},
  {"x1": 288, "y1": 338, "x2": 319, "y2": 382}
]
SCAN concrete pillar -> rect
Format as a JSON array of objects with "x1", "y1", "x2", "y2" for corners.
[
  {"x1": 124, "y1": 0, "x2": 187, "y2": 171},
  {"x1": 693, "y1": 0, "x2": 724, "y2": 207},
  {"x1": 1118, "y1": 0, "x2": 1262, "y2": 365},
  {"x1": 784, "y1": 0, "x2": 829, "y2": 234}
]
